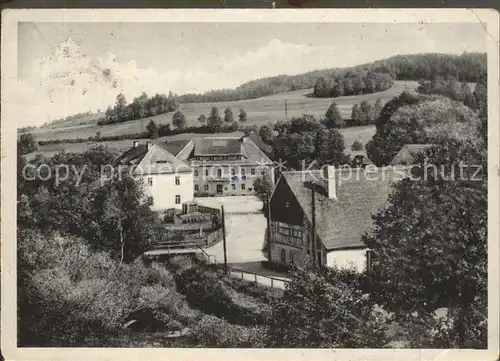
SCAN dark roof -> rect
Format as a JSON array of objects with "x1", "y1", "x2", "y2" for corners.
[
  {"x1": 176, "y1": 137, "x2": 273, "y2": 164},
  {"x1": 193, "y1": 138, "x2": 243, "y2": 156},
  {"x1": 389, "y1": 144, "x2": 435, "y2": 166},
  {"x1": 116, "y1": 144, "x2": 148, "y2": 165},
  {"x1": 158, "y1": 140, "x2": 191, "y2": 156},
  {"x1": 280, "y1": 168, "x2": 405, "y2": 251}
]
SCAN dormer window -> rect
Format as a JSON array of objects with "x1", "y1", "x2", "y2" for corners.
[
  {"x1": 175, "y1": 176, "x2": 180, "y2": 185},
  {"x1": 285, "y1": 201, "x2": 291, "y2": 208}
]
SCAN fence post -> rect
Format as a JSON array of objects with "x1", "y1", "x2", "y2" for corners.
[
  {"x1": 271, "y1": 278, "x2": 274, "y2": 288},
  {"x1": 254, "y1": 274, "x2": 257, "y2": 284}
]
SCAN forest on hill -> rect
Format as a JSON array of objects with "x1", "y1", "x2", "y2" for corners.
[{"x1": 178, "y1": 52, "x2": 486, "y2": 103}]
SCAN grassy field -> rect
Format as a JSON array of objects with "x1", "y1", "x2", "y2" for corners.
[
  {"x1": 30, "y1": 125, "x2": 375, "y2": 160},
  {"x1": 30, "y1": 81, "x2": 418, "y2": 142}
]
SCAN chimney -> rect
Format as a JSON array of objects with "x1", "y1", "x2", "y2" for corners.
[
  {"x1": 146, "y1": 141, "x2": 152, "y2": 151},
  {"x1": 133, "y1": 141, "x2": 139, "y2": 148},
  {"x1": 323, "y1": 165, "x2": 337, "y2": 199}
]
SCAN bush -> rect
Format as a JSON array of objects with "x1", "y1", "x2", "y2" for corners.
[
  {"x1": 186, "y1": 315, "x2": 266, "y2": 347},
  {"x1": 175, "y1": 265, "x2": 271, "y2": 326},
  {"x1": 351, "y1": 140, "x2": 364, "y2": 151},
  {"x1": 18, "y1": 230, "x2": 197, "y2": 346}
]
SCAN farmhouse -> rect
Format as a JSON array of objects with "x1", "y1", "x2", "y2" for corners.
[
  {"x1": 268, "y1": 166, "x2": 405, "y2": 272},
  {"x1": 170, "y1": 135, "x2": 275, "y2": 196},
  {"x1": 116, "y1": 141, "x2": 194, "y2": 211},
  {"x1": 389, "y1": 144, "x2": 435, "y2": 166}
]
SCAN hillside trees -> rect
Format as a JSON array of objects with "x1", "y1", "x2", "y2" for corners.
[
  {"x1": 98, "y1": 91, "x2": 180, "y2": 125},
  {"x1": 146, "y1": 120, "x2": 159, "y2": 139},
  {"x1": 312, "y1": 72, "x2": 393, "y2": 99}
]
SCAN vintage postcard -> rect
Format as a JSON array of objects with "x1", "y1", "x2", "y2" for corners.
[{"x1": 1, "y1": 8, "x2": 499, "y2": 361}]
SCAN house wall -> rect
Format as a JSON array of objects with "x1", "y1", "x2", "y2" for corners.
[
  {"x1": 326, "y1": 248, "x2": 368, "y2": 273},
  {"x1": 192, "y1": 164, "x2": 274, "y2": 196},
  {"x1": 140, "y1": 171, "x2": 194, "y2": 211}
]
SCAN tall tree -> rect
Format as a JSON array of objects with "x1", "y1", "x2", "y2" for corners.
[
  {"x1": 323, "y1": 102, "x2": 344, "y2": 128},
  {"x1": 351, "y1": 104, "x2": 363, "y2": 125},
  {"x1": 223, "y1": 107, "x2": 234, "y2": 123},
  {"x1": 374, "y1": 98, "x2": 383, "y2": 120},
  {"x1": 238, "y1": 108, "x2": 247, "y2": 122},
  {"x1": 198, "y1": 114, "x2": 206, "y2": 124},
  {"x1": 314, "y1": 128, "x2": 346, "y2": 167},
  {"x1": 313, "y1": 76, "x2": 330, "y2": 98},
  {"x1": 172, "y1": 110, "x2": 187, "y2": 129},
  {"x1": 146, "y1": 120, "x2": 159, "y2": 139},
  {"x1": 207, "y1": 107, "x2": 223, "y2": 133}
]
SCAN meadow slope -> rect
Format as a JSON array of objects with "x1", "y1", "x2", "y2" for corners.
[{"x1": 31, "y1": 81, "x2": 419, "y2": 142}]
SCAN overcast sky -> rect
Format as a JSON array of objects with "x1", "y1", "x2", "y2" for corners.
[{"x1": 18, "y1": 22, "x2": 486, "y2": 126}]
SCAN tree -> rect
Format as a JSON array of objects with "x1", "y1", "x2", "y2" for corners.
[
  {"x1": 313, "y1": 76, "x2": 330, "y2": 98},
  {"x1": 207, "y1": 107, "x2": 223, "y2": 133},
  {"x1": 267, "y1": 266, "x2": 387, "y2": 347},
  {"x1": 198, "y1": 114, "x2": 206, "y2": 124},
  {"x1": 258, "y1": 124, "x2": 274, "y2": 145},
  {"x1": 114, "y1": 93, "x2": 128, "y2": 120},
  {"x1": 362, "y1": 139, "x2": 487, "y2": 347},
  {"x1": 223, "y1": 107, "x2": 234, "y2": 123},
  {"x1": 351, "y1": 140, "x2": 363, "y2": 151},
  {"x1": 172, "y1": 110, "x2": 187, "y2": 130},
  {"x1": 314, "y1": 128, "x2": 346, "y2": 167},
  {"x1": 323, "y1": 102, "x2": 344, "y2": 128},
  {"x1": 253, "y1": 172, "x2": 273, "y2": 204},
  {"x1": 18, "y1": 132, "x2": 39, "y2": 155},
  {"x1": 359, "y1": 100, "x2": 375, "y2": 125},
  {"x1": 146, "y1": 120, "x2": 159, "y2": 139},
  {"x1": 374, "y1": 98, "x2": 383, "y2": 120},
  {"x1": 350, "y1": 104, "x2": 363, "y2": 125},
  {"x1": 238, "y1": 108, "x2": 247, "y2": 122}
]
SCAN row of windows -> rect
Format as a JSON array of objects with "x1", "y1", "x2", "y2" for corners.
[
  {"x1": 280, "y1": 249, "x2": 295, "y2": 264},
  {"x1": 193, "y1": 156, "x2": 243, "y2": 161},
  {"x1": 147, "y1": 176, "x2": 181, "y2": 186},
  {"x1": 147, "y1": 195, "x2": 182, "y2": 206},
  {"x1": 194, "y1": 168, "x2": 259, "y2": 177},
  {"x1": 194, "y1": 184, "x2": 250, "y2": 192}
]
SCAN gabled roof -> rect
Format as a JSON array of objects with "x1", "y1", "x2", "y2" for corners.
[
  {"x1": 175, "y1": 136, "x2": 273, "y2": 164},
  {"x1": 389, "y1": 144, "x2": 435, "y2": 166},
  {"x1": 193, "y1": 138, "x2": 243, "y2": 156},
  {"x1": 158, "y1": 140, "x2": 191, "y2": 156},
  {"x1": 279, "y1": 168, "x2": 405, "y2": 251},
  {"x1": 116, "y1": 143, "x2": 191, "y2": 175}
]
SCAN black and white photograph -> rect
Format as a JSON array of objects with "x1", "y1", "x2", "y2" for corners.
[{"x1": 1, "y1": 8, "x2": 499, "y2": 361}]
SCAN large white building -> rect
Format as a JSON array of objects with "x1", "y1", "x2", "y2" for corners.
[{"x1": 116, "y1": 141, "x2": 194, "y2": 211}]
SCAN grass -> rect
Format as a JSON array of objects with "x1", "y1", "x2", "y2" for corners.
[
  {"x1": 30, "y1": 80, "x2": 418, "y2": 142},
  {"x1": 29, "y1": 125, "x2": 376, "y2": 161}
]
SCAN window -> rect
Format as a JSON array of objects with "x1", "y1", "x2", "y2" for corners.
[
  {"x1": 232, "y1": 184, "x2": 236, "y2": 190},
  {"x1": 280, "y1": 249, "x2": 286, "y2": 263},
  {"x1": 251, "y1": 168, "x2": 255, "y2": 175},
  {"x1": 241, "y1": 184, "x2": 246, "y2": 190},
  {"x1": 217, "y1": 169, "x2": 222, "y2": 177},
  {"x1": 147, "y1": 177, "x2": 153, "y2": 186},
  {"x1": 241, "y1": 169, "x2": 246, "y2": 176},
  {"x1": 231, "y1": 169, "x2": 235, "y2": 176},
  {"x1": 147, "y1": 197, "x2": 154, "y2": 206},
  {"x1": 194, "y1": 170, "x2": 199, "y2": 177},
  {"x1": 204, "y1": 185, "x2": 209, "y2": 191},
  {"x1": 205, "y1": 169, "x2": 208, "y2": 176},
  {"x1": 285, "y1": 201, "x2": 291, "y2": 208},
  {"x1": 175, "y1": 195, "x2": 181, "y2": 204},
  {"x1": 194, "y1": 185, "x2": 199, "y2": 191},
  {"x1": 175, "y1": 176, "x2": 180, "y2": 185},
  {"x1": 290, "y1": 251, "x2": 295, "y2": 264}
]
